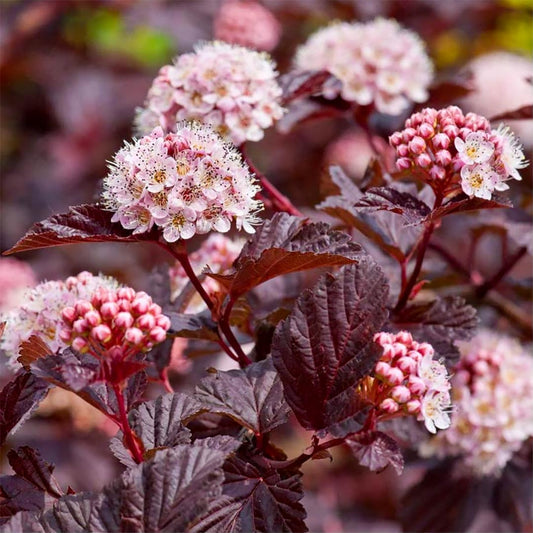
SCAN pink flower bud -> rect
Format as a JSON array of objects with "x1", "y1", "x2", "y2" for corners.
[
  {"x1": 418, "y1": 123, "x2": 434, "y2": 139},
  {"x1": 107, "y1": 346, "x2": 124, "y2": 361},
  {"x1": 429, "y1": 165, "x2": 446, "y2": 180},
  {"x1": 391, "y1": 385, "x2": 411, "y2": 403},
  {"x1": 418, "y1": 343, "x2": 434, "y2": 357},
  {"x1": 389, "y1": 132, "x2": 403, "y2": 146},
  {"x1": 72, "y1": 337, "x2": 89, "y2": 353},
  {"x1": 59, "y1": 327, "x2": 72, "y2": 342},
  {"x1": 375, "y1": 361, "x2": 391, "y2": 377},
  {"x1": 397, "y1": 144, "x2": 409, "y2": 157},
  {"x1": 374, "y1": 332, "x2": 394, "y2": 345},
  {"x1": 396, "y1": 157, "x2": 411, "y2": 171},
  {"x1": 392, "y1": 342, "x2": 408, "y2": 358},
  {"x1": 100, "y1": 302, "x2": 119, "y2": 319},
  {"x1": 443, "y1": 125, "x2": 459, "y2": 138},
  {"x1": 75, "y1": 300, "x2": 93, "y2": 315},
  {"x1": 402, "y1": 127, "x2": 416, "y2": 142},
  {"x1": 84, "y1": 310, "x2": 102, "y2": 327},
  {"x1": 435, "y1": 150, "x2": 452, "y2": 166},
  {"x1": 125, "y1": 327, "x2": 144, "y2": 345},
  {"x1": 379, "y1": 398, "x2": 399, "y2": 413},
  {"x1": 131, "y1": 296, "x2": 151, "y2": 315},
  {"x1": 387, "y1": 367, "x2": 405, "y2": 385},
  {"x1": 432, "y1": 133, "x2": 450, "y2": 149},
  {"x1": 118, "y1": 299, "x2": 131, "y2": 312},
  {"x1": 408, "y1": 350, "x2": 423, "y2": 363},
  {"x1": 396, "y1": 331, "x2": 412, "y2": 345},
  {"x1": 406, "y1": 399, "x2": 421, "y2": 414},
  {"x1": 381, "y1": 343, "x2": 394, "y2": 362},
  {"x1": 149, "y1": 326, "x2": 167, "y2": 343},
  {"x1": 148, "y1": 303, "x2": 163, "y2": 316},
  {"x1": 397, "y1": 356, "x2": 417, "y2": 374},
  {"x1": 156, "y1": 315, "x2": 171, "y2": 330},
  {"x1": 118, "y1": 287, "x2": 136, "y2": 300},
  {"x1": 408, "y1": 136, "x2": 426, "y2": 155},
  {"x1": 416, "y1": 154, "x2": 432, "y2": 168},
  {"x1": 91, "y1": 324, "x2": 112, "y2": 343},
  {"x1": 408, "y1": 375, "x2": 427, "y2": 395},
  {"x1": 473, "y1": 360, "x2": 489, "y2": 374},
  {"x1": 115, "y1": 311, "x2": 134, "y2": 329},
  {"x1": 61, "y1": 306, "x2": 77, "y2": 325},
  {"x1": 73, "y1": 318, "x2": 89, "y2": 334},
  {"x1": 137, "y1": 313, "x2": 156, "y2": 330}
]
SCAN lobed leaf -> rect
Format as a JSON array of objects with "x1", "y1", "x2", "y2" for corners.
[
  {"x1": 489, "y1": 104, "x2": 533, "y2": 121},
  {"x1": 345, "y1": 431, "x2": 404, "y2": 475},
  {"x1": 0, "y1": 370, "x2": 49, "y2": 446},
  {"x1": 428, "y1": 194, "x2": 512, "y2": 222},
  {"x1": 194, "y1": 359, "x2": 290, "y2": 435},
  {"x1": 271, "y1": 259, "x2": 389, "y2": 437},
  {"x1": 209, "y1": 213, "x2": 363, "y2": 299},
  {"x1": 279, "y1": 69, "x2": 336, "y2": 105},
  {"x1": 3, "y1": 204, "x2": 157, "y2": 255},
  {"x1": 0, "y1": 477, "x2": 47, "y2": 525},
  {"x1": 167, "y1": 312, "x2": 219, "y2": 342}
]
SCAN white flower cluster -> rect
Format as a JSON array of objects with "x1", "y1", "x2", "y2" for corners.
[
  {"x1": 0, "y1": 272, "x2": 119, "y2": 368},
  {"x1": 135, "y1": 41, "x2": 285, "y2": 145},
  {"x1": 420, "y1": 330, "x2": 533, "y2": 477},
  {"x1": 294, "y1": 18, "x2": 433, "y2": 115},
  {"x1": 102, "y1": 124, "x2": 262, "y2": 242}
]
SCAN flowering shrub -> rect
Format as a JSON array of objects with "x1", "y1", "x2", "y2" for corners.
[
  {"x1": 134, "y1": 41, "x2": 285, "y2": 145},
  {"x1": 294, "y1": 18, "x2": 433, "y2": 115},
  {"x1": 1, "y1": 5, "x2": 531, "y2": 533}
]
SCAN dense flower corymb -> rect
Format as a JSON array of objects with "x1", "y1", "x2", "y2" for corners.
[
  {"x1": 294, "y1": 18, "x2": 433, "y2": 115},
  {"x1": 214, "y1": 0, "x2": 281, "y2": 52},
  {"x1": 134, "y1": 41, "x2": 285, "y2": 145},
  {"x1": 102, "y1": 124, "x2": 262, "y2": 241},
  {"x1": 0, "y1": 272, "x2": 119, "y2": 368},
  {"x1": 169, "y1": 234, "x2": 244, "y2": 313},
  {"x1": 389, "y1": 106, "x2": 528, "y2": 199},
  {"x1": 420, "y1": 330, "x2": 533, "y2": 477},
  {"x1": 368, "y1": 331, "x2": 452, "y2": 433}
]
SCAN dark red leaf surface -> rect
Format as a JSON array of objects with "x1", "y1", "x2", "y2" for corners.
[{"x1": 345, "y1": 431, "x2": 404, "y2": 475}]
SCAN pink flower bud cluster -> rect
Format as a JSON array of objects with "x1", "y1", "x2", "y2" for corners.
[
  {"x1": 0, "y1": 258, "x2": 37, "y2": 313},
  {"x1": 389, "y1": 106, "x2": 528, "y2": 199},
  {"x1": 214, "y1": 1, "x2": 281, "y2": 52},
  {"x1": 420, "y1": 330, "x2": 533, "y2": 477},
  {"x1": 294, "y1": 18, "x2": 433, "y2": 115},
  {"x1": 169, "y1": 234, "x2": 244, "y2": 313},
  {"x1": 60, "y1": 287, "x2": 170, "y2": 360},
  {"x1": 0, "y1": 272, "x2": 119, "y2": 369},
  {"x1": 134, "y1": 41, "x2": 285, "y2": 146},
  {"x1": 102, "y1": 124, "x2": 262, "y2": 242},
  {"x1": 372, "y1": 331, "x2": 451, "y2": 434}
]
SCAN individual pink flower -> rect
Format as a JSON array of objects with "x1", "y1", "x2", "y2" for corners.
[
  {"x1": 169, "y1": 234, "x2": 244, "y2": 313},
  {"x1": 0, "y1": 258, "x2": 37, "y2": 313},
  {"x1": 214, "y1": 1, "x2": 281, "y2": 52},
  {"x1": 420, "y1": 330, "x2": 533, "y2": 477},
  {"x1": 0, "y1": 272, "x2": 119, "y2": 368},
  {"x1": 134, "y1": 41, "x2": 285, "y2": 145},
  {"x1": 102, "y1": 124, "x2": 262, "y2": 241},
  {"x1": 294, "y1": 18, "x2": 433, "y2": 115},
  {"x1": 389, "y1": 106, "x2": 528, "y2": 199},
  {"x1": 369, "y1": 331, "x2": 452, "y2": 433}
]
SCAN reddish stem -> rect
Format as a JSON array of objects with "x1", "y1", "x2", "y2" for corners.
[
  {"x1": 112, "y1": 383, "x2": 144, "y2": 464},
  {"x1": 159, "y1": 368, "x2": 174, "y2": 394},
  {"x1": 240, "y1": 144, "x2": 303, "y2": 217}
]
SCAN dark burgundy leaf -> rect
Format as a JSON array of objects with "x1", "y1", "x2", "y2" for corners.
[
  {"x1": 17, "y1": 336, "x2": 53, "y2": 368},
  {"x1": 0, "y1": 477, "x2": 46, "y2": 524},
  {"x1": 0, "y1": 370, "x2": 49, "y2": 445},
  {"x1": 345, "y1": 431, "x2": 404, "y2": 475},
  {"x1": 489, "y1": 104, "x2": 533, "y2": 121},
  {"x1": 272, "y1": 259, "x2": 389, "y2": 437},
  {"x1": 279, "y1": 69, "x2": 336, "y2": 105},
  {"x1": 168, "y1": 312, "x2": 219, "y2": 342},
  {"x1": 421, "y1": 72, "x2": 475, "y2": 108},
  {"x1": 1, "y1": 511, "x2": 45, "y2": 532},
  {"x1": 146, "y1": 337, "x2": 173, "y2": 373},
  {"x1": 428, "y1": 194, "x2": 512, "y2": 222},
  {"x1": 393, "y1": 296, "x2": 478, "y2": 365},
  {"x1": 277, "y1": 99, "x2": 345, "y2": 134},
  {"x1": 7, "y1": 447, "x2": 63, "y2": 498},
  {"x1": 60, "y1": 364, "x2": 97, "y2": 392},
  {"x1": 3, "y1": 203, "x2": 157, "y2": 255},
  {"x1": 190, "y1": 452, "x2": 308, "y2": 533},
  {"x1": 187, "y1": 412, "x2": 243, "y2": 441},
  {"x1": 194, "y1": 358, "x2": 290, "y2": 434},
  {"x1": 147, "y1": 265, "x2": 172, "y2": 310},
  {"x1": 400, "y1": 460, "x2": 491, "y2": 532},
  {"x1": 210, "y1": 213, "x2": 363, "y2": 299},
  {"x1": 353, "y1": 186, "x2": 431, "y2": 226}
]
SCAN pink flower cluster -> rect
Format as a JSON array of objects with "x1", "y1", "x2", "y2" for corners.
[
  {"x1": 390, "y1": 106, "x2": 528, "y2": 199},
  {"x1": 134, "y1": 41, "x2": 285, "y2": 145},
  {"x1": 60, "y1": 287, "x2": 170, "y2": 360},
  {"x1": 214, "y1": 1, "x2": 281, "y2": 52},
  {"x1": 294, "y1": 18, "x2": 433, "y2": 115},
  {"x1": 0, "y1": 258, "x2": 37, "y2": 312},
  {"x1": 169, "y1": 234, "x2": 244, "y2": 313},
  {"x1": 0, "y1": 272, "x2": 119, "y2": 368},
  {"x1": 372, "y1": 331, "x2": 451, "y2": 433},
  {"x1": 102, "y1": 124, "x2": 262, "y2": 241},
  {"x1": 420, "y1": 330, "x2": 533, "y2": 477}
]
